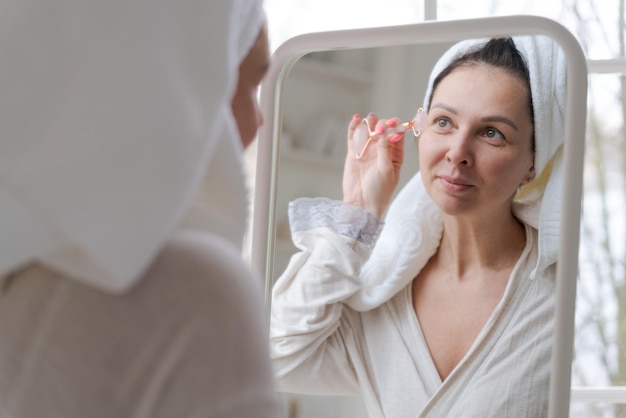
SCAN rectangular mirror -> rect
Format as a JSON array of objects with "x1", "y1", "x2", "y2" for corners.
[{"x1": 252, "y1": 16, "x2": 588, "y2": 418}]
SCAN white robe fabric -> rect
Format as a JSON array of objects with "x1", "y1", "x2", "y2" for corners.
[
  {"x1": 271, "y1": 213, "x2": 554, "y2": 418},
  {"x1": 0, "y1": 232, "x2": 279, "y2": 418},
  {"x1": 0, "y1": 1, "x2": 280, "y2": 417}
]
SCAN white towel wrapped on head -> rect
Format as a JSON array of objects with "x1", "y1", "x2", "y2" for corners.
[{"x1": 0, "y1": 0, "x2": 265, "y2": 293}]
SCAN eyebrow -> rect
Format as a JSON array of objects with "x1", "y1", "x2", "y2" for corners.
[{"x1": 430, "y1": 103, "x2": 519, "y2": 131}]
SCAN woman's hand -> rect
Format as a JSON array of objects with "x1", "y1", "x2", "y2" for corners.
[{"x1": 343, "y1": 113, "x2": 404, "y2": 218}]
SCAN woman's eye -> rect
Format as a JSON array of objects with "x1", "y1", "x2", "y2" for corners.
[
  {"x1": 435, "y1": 117, "x2": 451, "y2": 129},
  {"x1": 484, "y1": 128, "x2": 504, "y2": 140}
]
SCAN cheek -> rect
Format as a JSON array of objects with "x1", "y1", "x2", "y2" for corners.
[
  {"x1": 487, "y1": 155, "x2": 533, "y2": 192},
  {"x1": 230, "y1": 89, "x2": 258, "y2": 148},
  {"x1": 418, "y1": 134, "x2": 444, "y2": 168}
]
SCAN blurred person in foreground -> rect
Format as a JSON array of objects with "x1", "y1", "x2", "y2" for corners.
[{"x1": 0, "y1": 1, "x2": 279, "y2": 417}]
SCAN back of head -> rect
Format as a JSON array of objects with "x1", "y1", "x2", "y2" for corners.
[{"x1": 0, "y1": 0, "x2": 265, "y2": 292}]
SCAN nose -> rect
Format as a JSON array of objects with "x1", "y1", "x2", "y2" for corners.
[{"x1": 445, "y1": 131, "x2": 473, "y2": 167}]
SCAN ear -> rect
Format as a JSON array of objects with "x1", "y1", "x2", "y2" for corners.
[{"x1": 522, "y1": 166, "x2": 536, "y2": 185}]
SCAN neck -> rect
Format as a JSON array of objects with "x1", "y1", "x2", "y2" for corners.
[{"x1": 437, "y1": 211, "x2": 527, "y2": 280}]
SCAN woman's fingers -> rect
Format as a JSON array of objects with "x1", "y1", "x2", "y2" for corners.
[
  {"x1": 348, "y1": 113, "x2": 360, "y2": 137},
  {"x1": 347, "y1": 112, "x2": 407, "y2": 160},
  {"x1": 348, "y1": 113, "x2": 380, "y2": 159},
  {"x1": 375, "y1": 118, "x2": 404, "y2": 161},
  {"x1": 366, "y1": 113, "x2": 377, "y2": 129},
  {"x1": 343, "y1": 112, "x2": 405, "y2": 217}
]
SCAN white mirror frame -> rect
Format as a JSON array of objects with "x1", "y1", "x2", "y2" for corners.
[{"x1": 252, "y1": 15, "x2": 588, "y2": 418}]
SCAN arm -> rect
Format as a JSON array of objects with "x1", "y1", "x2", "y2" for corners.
[
  {"x1": 270, "y1": 197, "x2": 382, "y2": 395},
  {"x1": 270, "y1": 114, "x2": 402, "y2": 395}
]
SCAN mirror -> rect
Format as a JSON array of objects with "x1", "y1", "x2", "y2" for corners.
[
  {"x1": 269, "y1": 43, "x2": 451, "y2": 418},
  {"x1": 251, "y1": 16, "x2": 587, "y2": 418}
]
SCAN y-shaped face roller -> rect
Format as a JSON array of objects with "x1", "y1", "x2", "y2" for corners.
[{"x1": 353, "y1": 108, "x2": 427, "y2": 159}]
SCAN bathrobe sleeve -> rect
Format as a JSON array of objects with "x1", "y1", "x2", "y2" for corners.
[{"x1": 269, "y1": 198, "x2": 382, "y2": 395}]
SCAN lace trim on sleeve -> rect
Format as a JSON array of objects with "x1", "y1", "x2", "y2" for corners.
[{"x1": 288, "y1": 197, "x2": 383, "y2": 248}]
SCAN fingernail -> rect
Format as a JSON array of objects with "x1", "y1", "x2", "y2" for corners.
[
  {"x1": 375, "y1": 125, "x2": 385, "y2": 135},
  {"x1": 390, "y1": 133, "x2": 403, "y2": 143},
  {"x1": 353, "y1": 114, "x2": 360, "y2": 119},
  {"x1": 385, "y1": 118, "x2": 398, "y2": 128}
]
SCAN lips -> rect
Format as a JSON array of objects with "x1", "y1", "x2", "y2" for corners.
[{"x1": 437, "y1": 175, "x2": 474, "y2": 191}]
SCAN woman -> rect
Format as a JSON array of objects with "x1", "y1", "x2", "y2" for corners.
[
  {"x1": 271, "y1": 36, "x2": 566, "y2": 417},
  {"x1": 0, "y1": 1, "x2": 279, "y2": 417}
]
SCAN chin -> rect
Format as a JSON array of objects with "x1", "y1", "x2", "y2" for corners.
[{"x1": 430, "y1": 193, "x2": 475, "y2": 216}]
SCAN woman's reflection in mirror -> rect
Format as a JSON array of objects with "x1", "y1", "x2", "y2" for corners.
[{"x1": 270, "y1": 36, "x2": 566, "y2": 418}]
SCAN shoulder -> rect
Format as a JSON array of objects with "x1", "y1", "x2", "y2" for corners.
[
  {"x1": 127, "y1": 230, "x2": 269, "y2": 337},
  {"x1": 149, "y1": 230, "x2": 264, "y2": 303},
  {"x1": 133, "y1": 232, "x2": 279, "y2": 417}
]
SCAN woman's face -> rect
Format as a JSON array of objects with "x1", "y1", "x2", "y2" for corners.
[{"x1": 419, "y1": 63, "x2": 535, "y2": 219}]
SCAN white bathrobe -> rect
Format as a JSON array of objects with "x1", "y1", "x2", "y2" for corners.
[
  {"x1": 271, "y1": 200, "x2": 554, "y2": 418},
  {"x1": 270, "y1": 35, "x2": 567, "y2": 418}
]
